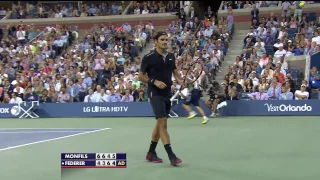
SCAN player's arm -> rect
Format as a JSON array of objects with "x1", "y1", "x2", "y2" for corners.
[
  {"x1": 138, "y1": 71, "x2": 149, "y2": 84},
  {"x1": 139, "y1": 55, "x2": 151, "y2": 84},
  {"x1": 173, "y1": 69, "x2": 183, "y2": 83}
]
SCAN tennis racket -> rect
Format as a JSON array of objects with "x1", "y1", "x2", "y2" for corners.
[{"x1": 170, "y1": 59, "x2": 203, "y2": 101}]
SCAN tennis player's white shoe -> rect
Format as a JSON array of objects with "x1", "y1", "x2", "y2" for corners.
[
  {"x1": 187, "y1": 111, "x2": 197, "y2": 119},
  {"x1": 201, "y1": 117, "x2": 209, "y2": 124}
]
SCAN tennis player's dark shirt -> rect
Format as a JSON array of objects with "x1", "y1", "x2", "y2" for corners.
[{"x1": 140, "y1": 50, "x2": 176, "y2": 97}]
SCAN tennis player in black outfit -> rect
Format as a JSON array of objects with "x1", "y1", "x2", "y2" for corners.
[{"x1": 139, "y1": 31, "x2": 184, "y2": 166}]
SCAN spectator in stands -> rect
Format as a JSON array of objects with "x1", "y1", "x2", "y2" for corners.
[
  {"x1": 95, "y1": 89, "x2": 108, "y2": 102},
  {"x1": 221, "y1": 1, "x2": 230, "y2": 10},
  {"x1": 294, "y1": 84, "x2": 309, "y2": 100},
  {"x1": 9, "y1": 92, "x2": 23, "y2": 104},
  {"x1": 40, "y1": 89, "x2": 52, "y2": 103},
  {"x1": 176, "y1": 8, "x2": 186, "y2": 21},
  {"x1": 142, "y1": 6, "x2": 149, "y2": 14},
  {"x1": 204, "y1": 6, "x2": 214, "y2": 19},
  {"x1": 267, "y1": 77, "x2": 282, "y2": 99},
  {"x1": 188, "y1": 6, "x2": 197, "y2": 20},
  {"x1": 274, "y1": 45, "x2": 286, "y2": 57},
  {"x1": 84, "y1": 89, "x2": 95, "y2": 103},
  {"x1": 279, "y1": 85, "x2": 294, "y2": 100},
  {"x1": 251, "y1": 5, "x2": 259, "y2": 21},
  {"x1": 67, "y1": 80, "x2": 79, "y2": 102},
  {"x1": 282, "y1": 1, "x2": 292, "y2": 21},
  {"x1": 57, "y1": 86, "x2": 70, "y2": 103},
  {"x1": 107, "y1": 88, "x2": 121, "y2": 102},
  {"x1": 294, "y1": 1, "x2": 304, "y2": 22},
  {"x1": 309, "y1": 66, "x2": 320, "y2": 89},
  {"x1": 121, "y1": 89, "x2": 134, "y2": 102},
  {"x1": 226, "y1": 86, "x2": 239, "y2": 100},
  {"x1": 247, "y1": 86, "x2": 269, "y2": 100},
  {"x1": 235, "y1": 1, "x2": 244, "y2": 9},
  {"x1": 243, "y1": 1, "x2": 252, "y2": 9},
  {"x1": 25, "y1": 87, "x2": 39, "y2": 102}
]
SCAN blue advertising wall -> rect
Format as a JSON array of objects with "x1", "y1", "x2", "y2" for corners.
[
  {"x1": 0, "y1": 100, "x2": 319, "y2": 118},
  {"x1": 220, "y1": 100, "x2": 319, "y2": 116},
  {"x1": 0, "y1": 101, "x2": 211, "y2": 118},
  {"x1": 310, "y1": 52, "x2": 320, "y2": 70}
]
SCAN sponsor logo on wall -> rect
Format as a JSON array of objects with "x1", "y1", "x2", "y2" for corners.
[{"x1": 264, "y1": 103, "x2": 312, "y2": 112}]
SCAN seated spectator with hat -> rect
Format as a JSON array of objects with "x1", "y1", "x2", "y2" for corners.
[{"x1": 294, "y1": 84, "x2": 309, "y2": 100}]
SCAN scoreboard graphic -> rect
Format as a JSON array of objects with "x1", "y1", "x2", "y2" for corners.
[{"x1": 61, "y1": 153, "x2": 127, "y2": 168}]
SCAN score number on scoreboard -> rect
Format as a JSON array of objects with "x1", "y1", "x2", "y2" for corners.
[
  {"x1": 61, "y1": 153, "x2": 126, "y2": 168},
  {"x1": 96, "y1": 153, "x2": 116, "y2": 159},
  {"x1": 96, "y1": 153, "x2": 116, "y2": 167}
]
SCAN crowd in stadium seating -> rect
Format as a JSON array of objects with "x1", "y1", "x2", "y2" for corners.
[
  {"x1": 0, "y1": 2, "x2": 223, "y2": 105},
  {"x1": 9, "y1": 1, "x2": 125, "y2": 19},
  {"x1": 0, "y1": 17, "x2": 160, "y2": 103},
  {"x1": 221, "y1": 1, "x2": 280, "y2": 10},
  {"x1": 221, "y1": 1, "x2": 320, "y2": 102},
  {"x1": 0, "y1": 21, "x2": 80, "y2": 104},
  {"x1": 171, "y1": 4, "x2": 234, "y2": 106},
  {"x1": 7, "y1": 1, "x2": 183, "y2": 19},
  {"x1": 130, "y1": 1, "x2": 180, "y2": 14}
]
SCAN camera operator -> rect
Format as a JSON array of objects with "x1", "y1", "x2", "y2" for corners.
[{"x1": 205, "y1": 81, "x2": 226, "y2": 117}]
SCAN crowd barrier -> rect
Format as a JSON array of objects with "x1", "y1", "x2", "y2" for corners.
[
  {"x1": 0, "y1": 101, "x2": 211, "y2": 118},
  {"x1": 0, "y1": 100, "x2": 319, "y2": 118}
]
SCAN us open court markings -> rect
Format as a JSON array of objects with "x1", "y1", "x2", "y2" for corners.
[{"x1": 0, "y1": 128, "x2": 112, "y2": 152}]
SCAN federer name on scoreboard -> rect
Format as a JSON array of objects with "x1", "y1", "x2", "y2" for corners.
[{"x1": 61, "y1": 153, "x2": 127, "y2": 168}]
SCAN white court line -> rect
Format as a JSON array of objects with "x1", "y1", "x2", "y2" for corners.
[
  {"x1": 0, "y1": 128, "x2": 111, "y2": 152},
  {"x1": 0, "y1": 128, "x2": 101, "y2": 130},
  {"x1": 0, "y1": 131, "x2": 93, "y2": 134}
]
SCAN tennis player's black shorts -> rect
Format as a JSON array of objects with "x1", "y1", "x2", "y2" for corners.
[
  {"x1": 150, "y1": 95, "x2": 171, "y2": 119},
  {"x1": 219, "y1": 97, "x2": 226, "y2": 102},
  {"x1": 184, "y1": 89, "x2": 200, "y2": 106}
]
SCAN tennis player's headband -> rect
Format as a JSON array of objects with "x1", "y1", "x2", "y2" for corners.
[{"x1": 153, "y1": 31, "x2": 168, "y2": 40}]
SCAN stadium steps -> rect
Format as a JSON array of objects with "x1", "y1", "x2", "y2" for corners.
[
  {"x1": 215, "y1": 30, "x2": 248, "y2": 83},
  {"x1": 138, "y1": 39, "x2": 155, "y2": 60}
]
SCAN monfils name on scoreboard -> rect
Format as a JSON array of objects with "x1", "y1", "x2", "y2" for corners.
[{"x1": 64, "y1": 154, "x2": 88, "y2": 159}]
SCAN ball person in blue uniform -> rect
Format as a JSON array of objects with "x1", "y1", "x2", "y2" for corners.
[
  {"x1": 181, "y1": 80, "x2": 209, "y2": 124},
  {"x1": 139, "y1": 31, "x2": 184, "y2": 166}
]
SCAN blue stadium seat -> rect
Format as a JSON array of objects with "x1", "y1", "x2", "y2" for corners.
[
  {"x1": 265, "y1": 45, "x2": 274, "y2": 56},
  {"x1": 288, "y1": 69, "x2": 300, "y2": 79},
  {"x1": 240, "y1": 92, "x2": 251, "y2": 100},
  {"x1": 310, "y1": 92, "x2": 319, "y2": 99},
  {"x1": 287, "y1": 28, "x2": 297, "y2": 35},
  {"x1": 288, "y1": 69, "x2": 301, "y2": 85},
  {"x1": 287, "y1": 34, "x2": 295, "y2": 39}
]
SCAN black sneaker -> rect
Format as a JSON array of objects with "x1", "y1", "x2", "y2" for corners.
[
  {"x1": 146, "y1": 152, "x2": 163, "y2": 163},
  {"x1": 169, "y1": 155, "x2": 182, "y2": 166}
]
